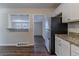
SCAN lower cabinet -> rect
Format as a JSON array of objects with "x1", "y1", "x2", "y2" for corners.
[
  {"x1": 61, "y1": 39, "x2": 70, "y2": 56},
  {"x1": 55, "y1": 36, "x2": 79, "y2": 56},
  {"x1": 55, "y1": 36, "x2": 62, "y2": 56},
  {"x1": 71, "y1": 44, "x2": 79, "y2": 56},
  {"x1": 55, "y1": 36, "x2": 70, "y2": 56}
]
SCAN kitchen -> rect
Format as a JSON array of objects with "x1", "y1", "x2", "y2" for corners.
[
  {"x1": 0, "y1": 1, "x2": 78, "y2": 59},
  {"x1": 0, "y1": 3, "x2": 79, "y2": 56},
  {"x1": 49, "y1": 3, "x2": 79, "y2": 56}
]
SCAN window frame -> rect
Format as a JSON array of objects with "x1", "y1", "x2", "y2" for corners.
[{"x1": 8, "y1": 13, "x2": 30, "y2": 30}]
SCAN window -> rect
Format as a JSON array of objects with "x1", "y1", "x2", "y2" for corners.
[{"x1": 8, "y1": 14, "x2": 30, "y2": 30}]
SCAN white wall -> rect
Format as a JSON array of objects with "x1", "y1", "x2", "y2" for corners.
[{"x1": 0, "y1": 7, "x2": 55, "y2": 46}]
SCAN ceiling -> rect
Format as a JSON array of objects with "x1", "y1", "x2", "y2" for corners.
[{"x1": 0, "y1": 3, "x2": 60, "y2": 8}]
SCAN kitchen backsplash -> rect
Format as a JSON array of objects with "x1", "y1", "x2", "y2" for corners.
[
  {"x1": 68, "y1": 22, "x2": 79, "y2": 33},
  {"x1": 68, "y1": 22, "x2": 79, "y2": 38},
  {"x1": 68, "y1": 22, "x2": 79, "y2": 28},
  {"x1": 68, "y1": 32, "x2": 79, "y2": 38}
]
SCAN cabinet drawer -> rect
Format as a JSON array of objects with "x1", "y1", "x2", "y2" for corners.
[
  {"x1": 71, "y1": 44, "x2": 79, "y2": 52},
  {"x1": 71, "y1": 50, "x2": 79, "y2": 56},
  {"x1": 71, "y1": 44, "x2": 79, "y2": 56}
]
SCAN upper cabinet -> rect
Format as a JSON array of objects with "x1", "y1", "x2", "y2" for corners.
[
  {"x1": 62, "y1": 4, "x2": 79, "y2": 23},
  {"x1": 53, "y1": 4, "x2": 79, "y2": 23},
  {"x1": 62, "y1": 4, "x2": 71, "y2": 23}
]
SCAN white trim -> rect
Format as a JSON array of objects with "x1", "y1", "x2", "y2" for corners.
[
  {"x1": 8, "y1": 13, "x2": 31, "y2": 15},
  {"x1": 32, "y1": 14, "x2": 45, "y2": 36},
  {"x1": 0, "y1": 44, "x2": 16, "y2": 46},
  {"x1": 0, "y1": 43, "x2": 34, "y2": 47},
  {"x1": 31, "y1": 14, "x2": 35, "y2": 44},
  {"x1": 16, "y1": 43, "x2": 34, "y2": 47},
  {"x1": 32, "y1": 14, "x2": 49, "y2": 37}
]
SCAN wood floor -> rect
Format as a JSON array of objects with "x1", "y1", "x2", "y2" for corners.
[
  {"x1": 33, "y1": 36, "x2": 50, "y2": 56},
  {"x1": 0, "y1": 36, "x2": 55, "y2": 56}
]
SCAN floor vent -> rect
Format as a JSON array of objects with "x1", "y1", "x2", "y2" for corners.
[{"x1": 16, "y1": 42, "x2": 28, "y2": 47}]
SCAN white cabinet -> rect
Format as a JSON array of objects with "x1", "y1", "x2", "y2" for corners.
[
  {"x1": 53, "y1": 4, "x2": 79, "y2": 23},
  {"x1": 71, "y1": 44, "x2": 79, "y2": 56},
  {"x1": 61, "y1": 39, "x2": 70, "y2": 56},
  {"x1": 62, "y1": 4, "x2": 71, "y2": 23},
  {"x1": 55, "y1": 36, "x2": 62, "y2": 56},
  {"x1": 62, "y1": 4, "x2": 79, "y2": 23},
  {"x1": 55, "y1": 36, "x2": 70, "y2": 56}
]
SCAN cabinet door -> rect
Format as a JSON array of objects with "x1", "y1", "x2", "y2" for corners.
[
  {"x1": 71, "y1": 50, "x2": 79, "y2": 56},
  {"x1": 71, "y1": 44, "x2": 79, "y2": 56},
  {"x1": 62, "y1": 4, "x2": 79, "y2": 23},
  {"x1": 61, "y1": 39, "x2": 70, "y2": 56},
  {"x1": 55, "y1": 36, "x2": 62, "y2": 56},
  {"x1": 55, "y1": 36, "x2": 70, "y2": 56},
  {"x1": 62, "y1": 4, "x2": 71, "y2": 23},
  {"x1": 69, "y1": 4, "x2": 79, "y2": 21},
  {"x1": 55, "y1": 37, "x2": 59, "y2": 55}
]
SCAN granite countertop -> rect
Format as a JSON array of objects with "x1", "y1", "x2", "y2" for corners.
[{"x1": 55, "y1": 34, "x2": 79, "y2": 46}]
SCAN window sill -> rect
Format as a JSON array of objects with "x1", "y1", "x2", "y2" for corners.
[{"x1": 7, "y1": 28, "x2": 29, "y2": 32}]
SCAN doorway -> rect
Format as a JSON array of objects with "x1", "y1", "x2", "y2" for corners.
[
  {"x1": 33, "y1": 14, "x2": 50, "y2": 55},
  {"x1": 33, "y1": 15, "x2": 44, "y2": 36}
]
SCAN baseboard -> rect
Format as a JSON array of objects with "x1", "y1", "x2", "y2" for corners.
[
  {"x1": 34, "y1": 35, "x2": 42, "y2": 37},
  {"x1": 0, "y1": 44, "x2": 16, "y2": 46},
  {"x1": 0, "y1": 43, "x2": 34, "y2": 47},
  {"x1": 16, "y1": 43, "x2": 34, "y2": 47}
]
